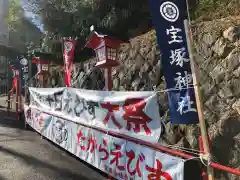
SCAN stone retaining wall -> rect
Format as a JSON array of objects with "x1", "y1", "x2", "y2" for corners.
[{"x1": 48, "y1": 16, "x2": 240, "y2": 180}]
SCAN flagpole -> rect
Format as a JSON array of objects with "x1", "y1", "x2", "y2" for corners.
[
  {"x1": 184, "y1": 0, "x2": 215, "y2": 179},
  {"x1": 183, "y1": 18, "x2": 215, "y2": 180}
]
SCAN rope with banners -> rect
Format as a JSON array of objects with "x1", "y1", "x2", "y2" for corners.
[{"x1": 25, "y1": 82, "x2": 240, "y2": 177}]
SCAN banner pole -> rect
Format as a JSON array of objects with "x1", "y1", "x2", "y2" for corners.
[
  {"x1": 183, "y1": 19, "x2": 215, "y2": 180},
  {"x1": 19, "y1": 76, "x2": 22, "y2": 111},
  {"x1": 15, "y1": 75, "x2": 19, "y2": 120}
]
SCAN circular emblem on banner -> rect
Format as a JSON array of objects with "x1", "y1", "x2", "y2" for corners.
[
  {"x1": 20, "y1": 58, "x2": 28, "y2": 66},
  {"x1": 160, "y1": 1, "x2": 179, "y2": 22},
  {"x1": 52, "y1": 119, "x2": 68, "y2": 144},
  {"x1": 64, "y1": 42, "x2": 73, "y2": 53}
]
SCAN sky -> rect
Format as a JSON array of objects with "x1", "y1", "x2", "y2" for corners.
[{"x1": 20, "y1": 0, "x2": 44, "y2": 32}]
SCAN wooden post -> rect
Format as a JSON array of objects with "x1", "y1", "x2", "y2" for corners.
[
  {"x1": 199, "y1": 136, "x2": 212, "y2": 180},
  {"x1": 184, "y1": 20, "x2": 215, "y2": 180},
  {"x1": 104, "y1": 67, "x2": 112, "y2": 178},
  {"x1": 7, "y1": 60, "x2": 11, "y2": 113},
  {"x1": 19, "y1": 77, "x2": 22, "y2": 111},
  {"x1": 43, "y1": 75, "x2": 45, "y2": 88},
  {"x1": 7, "y1": 89, "x2": 11, "y2": 116},
  {"x1": 15, "y1": 76, "x2": 19, "y2": 120},
  {"x1": 28, "y1": 51, "x2": 32, "y2": 88},
  {"x1": 104, "y1": 67, "x2": 112, "y2": 91}
]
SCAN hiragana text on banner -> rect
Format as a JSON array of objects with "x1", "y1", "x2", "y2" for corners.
[{"x1": 24, "y1": 106, "x2": 185, "y2": 180}]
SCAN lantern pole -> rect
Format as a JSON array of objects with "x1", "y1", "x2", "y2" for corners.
[
  {"x1": 61, "y1": 37, "x2": 66, "y2": 87},
  {"x1": 19, "y1": 72, "x2": 22, "y2": 111},
  {"x1": 42, "y1": 72, "x2": 46, "y2": 88},
  {"x1": 7, "y1": 60, "x2": 11, "y2": 113},
  {"x1": 28, "y1": 47, "x2": 33, "y2": 88},
  {"x1": 104, "y1": 67, "x2": 113, "y2": 91},
  {"x1": 15, "y1": 71, "x2": 19, "y2": 120},
  {"x1": 43, "y1": 75, "x2": 45, "y2": 88}
]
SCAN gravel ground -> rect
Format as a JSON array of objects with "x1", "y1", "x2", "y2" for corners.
[{"x1": 0, "y1": 112, "x2": 108, "y2": 180}]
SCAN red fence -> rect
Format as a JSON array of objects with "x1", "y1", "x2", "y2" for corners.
[{"x1": 31, "y1": 106, "x2": 240, "y2": 178}]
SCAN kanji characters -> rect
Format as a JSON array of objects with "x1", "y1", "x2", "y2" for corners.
[
  {"x1": 174, "y1": 71, "x2": 193, "y2": 90},
  {"x1": 126, "y1": 150, "x2": 145, "y2": 178},
  {"x1": 166, "y1": 26, "x2": 183, "y2": 44},
  {"x1": 100, "y1": 102, "x2": 122, "y2": 129},
  {"x1": 110, "y1": 143, "x2": 125, "y2": 171},
  {"x1": 23, "y1": 66, "x2": 28, "y2": 73},
  {"x1": 169, "y1": 47, "x2": 189, "y2": 67},
  {"x1": 23, "y1": 74, "x2": 29, "y2": 81},
  {"x1": 123, "y1": 98, "x2": 152, "y2": 135},
  {"x1": 146, "y1": 159, "x2": 173, "y2": 180},
  {"x1": 177, "y1": 95, "x2": 197, "y2": 115},
  {"x1": 99, "y1": 138, "x2": 109, "y2": 161}
]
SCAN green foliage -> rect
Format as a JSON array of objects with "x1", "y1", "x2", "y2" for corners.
[
  {"x1": 6, "y1": 0, "x2": 24, "y2": 31},
  {"x1": 25, "y1": 0, "x2": 153, "y2": 56},
  {"x1": 27, "y1": 0, "x2": 151, "y2": 39},
  {"x1": 25, "y1": 0, "x2": 239, "y2": 55}
]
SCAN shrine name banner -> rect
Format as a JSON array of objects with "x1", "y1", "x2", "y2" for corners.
[
  {"x1": 28, "y1": 87, "x2": 161, "y2": 143},
  {"x1": 149, "y1": 0, "x2": 199, "y2": 124},
  {"x1": 24, "y1": 105, "x2": 185, "y2": 180}
]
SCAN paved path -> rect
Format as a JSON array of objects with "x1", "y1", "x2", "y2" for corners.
[{"x1": 0, "y1": 112, "x2": 108, "y2": 180}]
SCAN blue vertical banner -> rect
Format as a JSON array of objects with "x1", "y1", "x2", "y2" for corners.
[
  {"x1": 17, "y1": 55, "x2": 29, "y2": 92},
  {"x1": 149, "y1": 0, "x2": 199, "y2": 124}
]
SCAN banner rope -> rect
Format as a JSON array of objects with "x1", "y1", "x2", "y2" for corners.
[
  {"x1": 24, "y1": 83, "x2": 198, "y2": 93},
  {"x1": 166, "y1": 143, "x2": 222, "y2": 167}
]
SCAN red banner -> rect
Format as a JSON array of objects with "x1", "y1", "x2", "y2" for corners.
[
  {"x1": 63, "y1": 39, "x2": 77, "y2": 87},
  {"x1": 12, "y1": 69, "x2": 19, "y2": 89}
]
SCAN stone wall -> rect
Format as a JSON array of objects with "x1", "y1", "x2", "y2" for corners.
[{"x1": 48, "y1": 16, "x2": 240, "y2": 180}]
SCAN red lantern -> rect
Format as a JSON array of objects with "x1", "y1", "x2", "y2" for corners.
[
  {"x1": 86, "y1": 30, "x2": 127, "y2": 90},
  {"x1": 32, "y1": 58, "x2": 50, "y2": 88}
]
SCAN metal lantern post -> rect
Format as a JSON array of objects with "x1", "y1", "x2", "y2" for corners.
[
  {"x1": 86, "y1": 28, "x2": 127, "y2": 91},
  {"x1": 32, "y1": 58, "x2": 50, "y2": 88}
]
